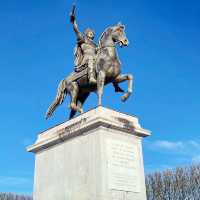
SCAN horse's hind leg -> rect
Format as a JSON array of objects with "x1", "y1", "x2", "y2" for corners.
[
  {"x1": 114, "y1": 74, "x2": 133, "y2": 102},
  {"x1": 69, "y1": 92, "x2": 90, "y2": 119},
  {"x1": 68, "y1": 81, "x2": 79, "y2": 112},
  {"x1": 77, "y1": 92, "x2": 90, "y2": 113}
]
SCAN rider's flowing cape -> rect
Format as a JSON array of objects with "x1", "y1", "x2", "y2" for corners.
[
  {"x1": 67, "y1": 44, "x2": 88, "y2": 82},
  {"x1": 74, "y1": 43, "x2": 84, "y2": 70}
]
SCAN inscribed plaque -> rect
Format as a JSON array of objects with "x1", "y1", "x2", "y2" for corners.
[{"x1": 106, "y1": 139, "x2": 140, "y2": 192}]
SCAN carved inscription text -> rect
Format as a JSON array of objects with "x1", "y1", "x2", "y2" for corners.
[{"x1": 106, "y1": 139, "x2": 140, "y2": 192}]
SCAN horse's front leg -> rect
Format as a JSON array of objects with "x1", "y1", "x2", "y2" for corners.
[
  {"x1": 97, "y1": 71, "x2": 106, "y2": 106},
  {"x1": 114, "y1": 74, "x2": 133, "y2": 102}
]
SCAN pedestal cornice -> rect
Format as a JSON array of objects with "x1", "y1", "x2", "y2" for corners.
[{"x1": 27, "y1": 106, "x2": 151, "y2": 153}]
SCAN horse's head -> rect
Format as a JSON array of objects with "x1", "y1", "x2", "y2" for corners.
[
  {"x1": 99, "y1": 23, "x2": 129, "y2": 48},
  {"x1": 110, "y1": 23, "x2": 129, "y2": 47}
]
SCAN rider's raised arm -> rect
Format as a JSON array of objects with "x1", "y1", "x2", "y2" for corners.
[
  {"x1": 72, "y1": 20, "x2": 83, "y2": 40},
  {"x1": 70, "y1": 6, "x2": 84, "y2": 41}
]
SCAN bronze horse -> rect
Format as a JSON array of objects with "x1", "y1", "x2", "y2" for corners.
[{"x1": 46, "y1": 24, "x2": 133, "y2": 119}]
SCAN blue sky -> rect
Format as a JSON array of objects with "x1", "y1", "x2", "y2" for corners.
[{"x1": 0, "y1": 0, "x2": 200, "y2": 195}]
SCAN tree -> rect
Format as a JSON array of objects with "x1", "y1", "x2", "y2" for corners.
[
  {"x1": 0, "y1": 193, "x2": 32, "y2": 200},
  {"x1": 146, "y1": 164, "x2": 200, "y2": 200}
]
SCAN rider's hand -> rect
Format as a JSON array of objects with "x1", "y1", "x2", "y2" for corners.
[
  {"x1": 70, "y1": 14, "x2": 75, "y2": 23},
  {"x1": 70, "y1": 5, "x2": 76, "y2": 23}
]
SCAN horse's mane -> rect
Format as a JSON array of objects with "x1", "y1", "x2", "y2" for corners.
[
  {"x1": 98, "y1": 27, "x2": 112, "y2": 47},
  {"x1": 98, "y1": 24, "x2": 124, "y2": 47}
]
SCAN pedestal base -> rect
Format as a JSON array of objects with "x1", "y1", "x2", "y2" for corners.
[{"x1": 27, "y1": 107, "x2": 150, "y2": 200}]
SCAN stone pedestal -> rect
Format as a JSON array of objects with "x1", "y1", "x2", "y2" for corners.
[{"x1": 27, "y1": 106, "x2": 150, "y2": 200}]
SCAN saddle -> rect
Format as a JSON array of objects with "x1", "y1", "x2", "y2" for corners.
[{"x1": 67, "y1": 66, "x2": 88, "y2": 82}]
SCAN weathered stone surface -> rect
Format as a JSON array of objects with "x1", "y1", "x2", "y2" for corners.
[{"x1": 27, "y1": 106, "x2": 150, "y2": 200}]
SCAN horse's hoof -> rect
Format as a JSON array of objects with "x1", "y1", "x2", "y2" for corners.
[
  {"x1": 121, "y1": 93, "x2": 130, "y2": 102},
  {"x1": 121, "y1": 96, "x2": 127, "y2": 102},
  {"x1": 79, "y1": 108, "x2": 84, "y2": 114},
  {"x1": 70, "y1": 103, "x2": 77, "y2": 110}
]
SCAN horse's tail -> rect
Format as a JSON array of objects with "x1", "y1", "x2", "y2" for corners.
[{"x1": 45, "y1": 79, "x2": 67, "y2": 119}]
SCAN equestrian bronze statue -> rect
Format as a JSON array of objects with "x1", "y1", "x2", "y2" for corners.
[{"x1": 46, "y1": 6, "x2": 133, "y2": 119}]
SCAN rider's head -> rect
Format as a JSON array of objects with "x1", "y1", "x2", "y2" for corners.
[{"x1": 84, "y1": 28, "x2": 95, "y2": 40}]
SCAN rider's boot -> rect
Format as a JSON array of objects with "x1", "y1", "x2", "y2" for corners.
[{"x1": 89, "y1": 74, "x2": 97, "y2": 84}]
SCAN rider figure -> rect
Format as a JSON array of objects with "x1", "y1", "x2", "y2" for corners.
[
  {"x1": 70, "y1": 6, "x2": 97, "y2": 84},
  {"x1": 69, "y1": 6, "x2": 124, "y2": 92}
]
